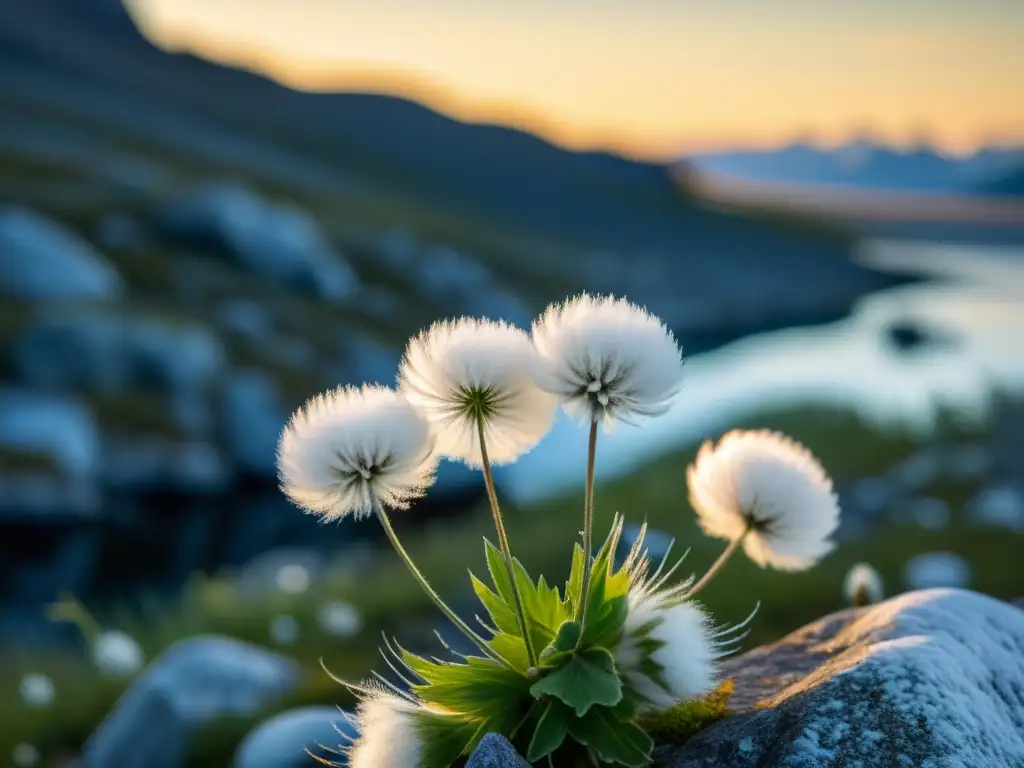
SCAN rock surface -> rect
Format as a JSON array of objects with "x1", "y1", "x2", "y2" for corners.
[
  {"x1": 81, "y1": 635, "x2": 301, "y2": 768},
  {"x1": 660, "y1": 588, "x2": 1024, "y2": 767},
  {"x1": 465, "y1": 733, "x2": 532, "y2": 768},
  {"x1": 233, "y1": 706, "x2": 358, "y2": 767}
]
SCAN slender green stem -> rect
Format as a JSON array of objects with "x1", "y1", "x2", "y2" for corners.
[
  {"x1": 575, "y1": 419, "x2": 599, "y2": 629},
  {"x1": 373, "y1": 502, "x2": 512, "y2": 668},
  {"x1": 684, "y1": 527, "x2": 749, "y2": 599},
  {"x1": 477, "y1": 414, "x2": 538, "y2": 668}
]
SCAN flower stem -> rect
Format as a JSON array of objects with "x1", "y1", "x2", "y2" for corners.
[
  {"x1": 576, "y1": 419, "x2": 599, "y2": 629},
  {"x1": 373, "y1": 502, "x2": 512, "y2": 668},
  {"x1": 477, "y1": 414, "x2": 538, "y2": 668},
  {"x1": 684, "y1": 527, "x2": 749, "y2": 599}
]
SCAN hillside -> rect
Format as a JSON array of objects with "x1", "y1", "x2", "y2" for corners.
[{"x1": 0, "y1": 0, "x2": 917, "y2": 643}]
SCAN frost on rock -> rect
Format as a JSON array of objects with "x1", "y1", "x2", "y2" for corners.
[{"x1": 661, "y1": 589, "x2": 1024, "y2": 768}]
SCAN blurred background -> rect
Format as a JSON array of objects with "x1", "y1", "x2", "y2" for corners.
[{"x1": 1, "y1": 1, "x2": 1023, "y2": 766}]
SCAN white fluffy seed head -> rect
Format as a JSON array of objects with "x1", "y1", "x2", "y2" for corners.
[
  {"x1": 531, "y1": 293, "x2": 684, "y2": 426},
  {"x1": 348, "y1": 690, "x2": 425, "y2": 768},
  {"x1": 844, "y1": 562, "x2": 885, "y2": 607},
  {"x1": 92, "y1": 630, "x2": 145, "y2": 677},
  {"x1": 687, "y1": 429, "x2": 840, "y2": 572},
  {"x1": 277, "y1": 384, "x2": 437, "y2": 520},
  {"x1": 18, "y1": 674, "x2": 55, "y2": 708},
  {"x1": 615, "y1": 586, "x2": 720, "y2": 711},
  {"x1": 398, "y1": 317, "x2": 558, "y2": 467}
]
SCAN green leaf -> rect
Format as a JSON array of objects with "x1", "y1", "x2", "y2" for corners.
[
  {"x1": 512, "y1": 557, "x2": 565, "y2": 651},
  {"x1": 567, "y1": 705, "x2": 654, "y2": 767},
  {"x1": 529, "y1": 647, "x2": 623, "y2": 716},
  {"x1": 484, "y1": 538, "x2": 516, "y2": 605},
  {"x1": 526, "y1": 699, "x2": 571, "y2": 761},
  {"x1": 580, "y1": 593, "x2": 629, "y2": 649},
  {"x1": 552, "y1": 620, "x2": 582, "y2": 652},
  {"x1": 488, "y1": 632, "x2": 532, "y2": 671},
  {"x1": 404, "y1": 653, "x2": 532, "y2": 718},
  {"x1": 565, "y1": 543, "x2": 586, "y2": 612},
  {"x1": 470, "y1": 573, "x2": 521, "y2": 637},
  {"x1": 413, "y1": 709, "x2": 480, "y2": 768}
]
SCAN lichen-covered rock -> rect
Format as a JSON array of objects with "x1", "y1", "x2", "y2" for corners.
[
  {"x1": 660, "y1": 588, "x2": 1024, "y2": 768},
  {"x1": 465, "y1": 733, "x2": 531, "y2": 768},
  {"x1": 81, "y1": 635, "x2": 301, "y2": 768},
  {"x1": 233, "y1": 706, "x2": 358, "y2": 767},
  {"x1": 0, "y1": 207, "x2": 123, "y2": 300}
]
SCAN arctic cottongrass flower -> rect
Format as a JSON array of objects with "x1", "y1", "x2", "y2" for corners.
[
  {"x1": 347, "y1": 689, "x2": 425, "y2": 768},
  {"x1": 275, "y1": 563, "x2": 311, "y2": 595},
  {"x1": 92, "y1": 630, "x2": 145, "y2": 677},
  {"x1": 616, "y1": 589, "x2": 719, "y2": 710},
  {"x1": 277, "y1": 384, "x2": 437, "y2": 520},
  {"x1": 398, "y1": 317, "x2": 557, "y2": 467},
  {"x1": 844, "y1": 562, "x2": 885, "y2": 607},
  {"x1": 531, "y1": 293, "x2": 684, "y2": 426},
  {"x1": 687, "y1": 429, "x2": 840, "y2": 582},
  {"x1": 18, "y1": 673, "x2": 54, "y2": 708}
]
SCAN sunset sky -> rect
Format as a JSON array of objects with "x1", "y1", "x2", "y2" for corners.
[{"x1": 126, "y1": 0, "x2": 1024, "y2": 160}]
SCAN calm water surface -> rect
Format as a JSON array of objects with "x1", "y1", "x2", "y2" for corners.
[{"x1": 502, "y1": 239, "x2": 1024, "y2": 503}]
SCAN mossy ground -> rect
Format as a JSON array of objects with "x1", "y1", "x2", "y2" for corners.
[{"x1": 3, "y1": 398, "x2": 1021, "y2": 767}]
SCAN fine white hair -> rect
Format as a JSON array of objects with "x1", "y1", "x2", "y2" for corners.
[
  {"x1": 687, "y1": 429, "x2": 841, "y2": 571},
  {"x1": 277, "y1": 384, "x2": 437, "y2": 520},
  {"x1": 531, "y1": 293, "x2": 684, "y2": 426},
  {"x1": 346, "y1": 689, "x2": 425, "y2": 768},
  {"x1": 398, "y1": 317, "x2": 557, "y2": 467}
]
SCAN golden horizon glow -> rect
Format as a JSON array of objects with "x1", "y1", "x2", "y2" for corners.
[{"x1": 127, "y1": 1, "x2": 1024, "y2": 161}]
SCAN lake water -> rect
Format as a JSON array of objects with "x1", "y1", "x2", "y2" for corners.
[{"x1": 500, "y1": 239, "x2": 1024, "y2": 504}]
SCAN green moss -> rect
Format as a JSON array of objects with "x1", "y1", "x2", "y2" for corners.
[{"x1": 640, "y1": 680, "x2": 735, "y2": 745}]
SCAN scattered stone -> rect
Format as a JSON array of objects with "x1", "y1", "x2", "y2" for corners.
[
  {"x1": 0, "y1": 389, "x2": 99, "y2": 480},
  {"x1": 907, "y1": 496, "x2": 951, "y2": 530},
  {"x1": 846, "y1": 476, "x2": 892, "y2": 515},
  {"x1": 92, "y1": 630, "x2": 145, "y2": 678},
  {"x1": 904, "y1": 551, "x2": 972, "y2": 590},
  {"x1": 891, "y1": 450, "x2": 940, "y2": 491},
  {"x1": 216, "y1": 298, "x2": 274, "y2": 340},
  {"x1": 317, "y1": 601, "x2": 364, "y2": 639},
  {"x1": 947, "y1": 443, "x2": 993, "y2": 480},
  {"x1": 220, "y1": 370, "x2": 288, "y2": 476},
  {"x1": 157, "y1": 183, "x2": 358, "y2": 302},
  {"x1": 658, "y1": 589, "x2": 1024, "y2": 767},
  {"x1": 235, "y1": 548, "x2": 326, "y2": 597},
  {"x1": 269, "y1": 616, "x2": 300, "y2": 646},
  {"x1": 18, "y1": 673, "x2": 55, "y2": 708},
  {"x1": 95, "y1": 213, "x2": 149, "y2": 250},
  {"x1": 0, "y1": 207, "x2": 123, "y2": 300},
  {"x1": 233, "y1": 706, "x2": 357, "y2": 767},
  {"x1": 969, "y1": 484, "x2": 1024, "y2": 532},
  {"x1": 81, "y1": 636, "x2": 301, "y2": 768},
  {"x1": 466, "y1": 733, "x2": 531, "y2": 768}
]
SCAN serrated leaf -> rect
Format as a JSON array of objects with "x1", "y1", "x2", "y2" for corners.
[
  {"x1": 565, "y1": 543, "x2": 586, "y2": 612},
  {"x1": 488, "y1": 632, "x2": 532, "y2": 671},
  {"x1": 580, "y1": 593, "x2": 629, "y2": 649},
  {"x1": 484, "y1": 538, "x2": 516, "y2": 605},
  {"x1": 567, "y1": 705, "x2": 654, "y2": 767},
  {"x1": 471, "y1": 572, "x2": 521, "y2": 636},
  {"x1": 413, "y1": 709, "x2": 480, "y2": 768},
  {"x1": 529, "y1": 647, "x2": 622, "y2": 716},
  {"x1": 526, "y1": 699, "x2": 572, "y2": 761}
]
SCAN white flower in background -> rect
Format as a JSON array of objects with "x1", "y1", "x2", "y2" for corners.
[
  {"x1": 687, "y1": 429, "x2": 840, "y2": 571},
  {"x1": 844, "y1": 562, "x2": 885, "y2": 607},
  {"x1": 93, "y1": 630, "x2": 145, "y2": 678},
  {"x1": 531, "y1": 293, "x2": 684, "y2": 426},
  {"x1": 398, "y1": 317, "x2": 558, "y2": 467},
  {"x1": 275, "y1": 563, "x2": 311, "y2": 595},
  {"x1": 277, "y1": 384, "x2": 437, "y2": 520},
  {"x1": 18, "y1": 673, "x2": 54, "y2": 708},
  {"x1": 318, "y1": 600, "x2": 364, "y2": 638},
  {"x1": 270, "y1": 615, "x2": 300, "y2": 646},
  {"x1": 347, "y1": 689, "x2": 425, "y2": 768},
  {"x1": 12, "y1": 743, "x2": 40, "y2": 768}
]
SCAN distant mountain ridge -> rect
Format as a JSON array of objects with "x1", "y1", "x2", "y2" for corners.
[{"x1": 688, "y1": 141, "x2": 1024, "y2": 196}]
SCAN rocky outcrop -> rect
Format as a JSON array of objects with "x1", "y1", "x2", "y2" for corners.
[{"x1": 659, "y1": 588, "x2": 1024, "y2": 767}]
